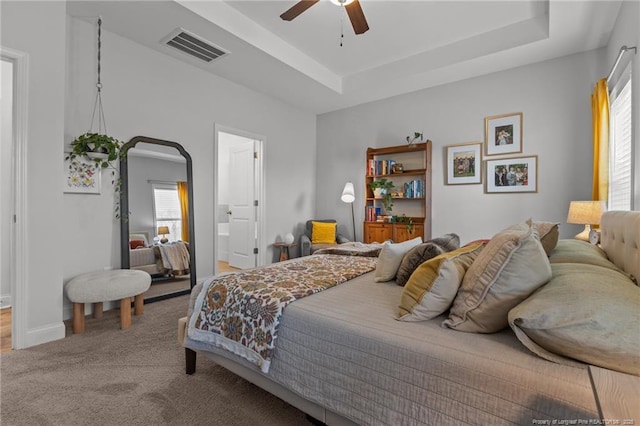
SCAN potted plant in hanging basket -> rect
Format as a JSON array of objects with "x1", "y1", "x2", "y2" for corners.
[
  {"x1": 369, "y1": 178, "x2": 395, "y2": 213},
  {"x1": 66, "y1": 132, "x2": 124, "y2": 170}
]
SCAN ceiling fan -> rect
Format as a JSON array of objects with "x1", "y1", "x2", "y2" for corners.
[{"x1": 280, "y1": 0, "x2": 369, "y2": 35}]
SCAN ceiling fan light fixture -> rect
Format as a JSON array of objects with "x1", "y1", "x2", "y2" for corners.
[{"x1": 330, "y1": 0, "x2": 355, "y2": 6}]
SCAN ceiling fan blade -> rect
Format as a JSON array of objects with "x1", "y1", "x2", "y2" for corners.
[
  {"x1": 345, "y1": 0, "x2": 369, "y2": 34},
  {"x1": 280, "y1": 0, "x2": 320, "y2": 21}
]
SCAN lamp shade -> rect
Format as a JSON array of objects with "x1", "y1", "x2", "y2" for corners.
[
  {"x1": 157, "y1": 226, "x2": 170, "y2": 235},
  {"x1": 341, "y1": 182, "x2": 355, "y2": 203},
  {"x1": 566, "y1": 201, "x2": 606, "y2": 225}
]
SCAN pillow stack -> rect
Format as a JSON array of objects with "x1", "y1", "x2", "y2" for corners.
[
  {"x1": 443, "y1": 221, "x2": 552, "y2": 333},
  {"x1": 374, "y1": 237, "x2": 423, "y2": 282},
  {"x1": 395, "y1": 234, "x2": 460, "y2": 286},
  {"x1": 397, "y1": 242, "x2": 485, "y2": 321}
]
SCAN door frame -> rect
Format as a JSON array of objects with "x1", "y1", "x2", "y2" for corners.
[
  {"x1": 1, "y1": 47, "x2": 28, "y2": 349},
  {"x1": 214, "y1": 124, "x2": 266, "y2": 274}
]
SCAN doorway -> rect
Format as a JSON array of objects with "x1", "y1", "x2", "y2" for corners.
[
  {"x1": 0, "y1": 58, "x2": 13, "y2": 352},
  {"x1": 215, "y1": 127, "x2": 265, "y2": 275}
]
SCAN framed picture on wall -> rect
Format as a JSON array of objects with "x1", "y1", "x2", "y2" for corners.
[
  {"x1": 445, "y1": 142, "x2": 482, "y2": 185},
  {"x1": 63, "y1": 156, "x2": 101, "y2": 194},
  {"x1": 485, "y1": 155, "x2": 537, "y2": 193},
  {"x1": 485, "y1": 112, "x2": 523, "y2": 156}
]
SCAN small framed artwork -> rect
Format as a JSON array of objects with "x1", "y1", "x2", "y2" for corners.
[
  {"x1": 445, "y1": 142, "x2": 482, "y2": 185},
  {"x1": 485, "y1": 112, "x2": 523, "y2": 156},
  {"x1": 63, "y1": 156, "x2": 101, "y2": 194},
  {"x1": 485, "y1": 155, "x2": 537, "y2": 193}
]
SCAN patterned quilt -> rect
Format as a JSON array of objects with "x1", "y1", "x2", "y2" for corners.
[{"x1": 188, "y1": 254, "x2": 377, "y2": 372}]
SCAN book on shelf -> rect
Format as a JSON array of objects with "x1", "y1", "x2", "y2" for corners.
[
  {"x1": 368, "y1": 159, "x2": 396, "y2": 176},
  {"x1": 403, "y1": 179, "x2": 424, "y2": 198}
]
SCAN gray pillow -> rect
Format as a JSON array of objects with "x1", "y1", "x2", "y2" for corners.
[
  {"x1": 509, "y1": 263, "x2": 640, "y2": 376},
  {"x1": 396, "y1": 233, "x2": 460, "y2": 286}
]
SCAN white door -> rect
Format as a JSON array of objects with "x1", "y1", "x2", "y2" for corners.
[{"x1": 228, "y1": 141, "x2": 256, "y2": 269}]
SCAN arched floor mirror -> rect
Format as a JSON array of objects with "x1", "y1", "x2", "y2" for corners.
[{"x1": 120, "y1": 136, "x2": 196, "y2": 303}]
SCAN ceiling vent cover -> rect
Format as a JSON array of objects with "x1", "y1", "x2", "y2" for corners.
[{"x1": 163, "y1": 29, "x2": 229, "y2": 63}]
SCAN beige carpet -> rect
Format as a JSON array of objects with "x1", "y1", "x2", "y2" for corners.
[{"x1": 0, "y1": 295, "x2": 312, "y2": 426}]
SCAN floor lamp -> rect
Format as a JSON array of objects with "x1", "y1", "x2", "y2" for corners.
[{"x1": 341, "y1": 182, "x2": 356, "y2": 242}]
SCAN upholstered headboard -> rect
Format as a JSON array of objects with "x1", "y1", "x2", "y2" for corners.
[{"x1": 600, "y1": 210, "x2": 640, "y2": 283}]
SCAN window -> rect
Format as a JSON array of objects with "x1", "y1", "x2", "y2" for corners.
[
  {"x1": 608, "y1": 68, "x2": 632, "y2": 211},
  {"x1": 152, "y1": 184, "x2": 182, "y2": 242}
]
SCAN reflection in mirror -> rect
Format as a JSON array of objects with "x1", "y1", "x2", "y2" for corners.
[{"x1": 120, "y1": 137, "x2": 196, "y2": 303}]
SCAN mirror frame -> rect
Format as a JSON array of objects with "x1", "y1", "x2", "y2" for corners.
[{"x1": 120, "y1": 136, "x2": 196, "y2": 302}]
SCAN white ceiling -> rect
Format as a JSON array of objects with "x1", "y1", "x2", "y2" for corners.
[{"x1": 66, "y1": 0, "x2": 622, "y2": 114}]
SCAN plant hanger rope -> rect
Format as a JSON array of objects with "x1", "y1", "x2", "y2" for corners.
[{"x1": 89, "y1": 17, "x2": 107, "y2": 135}]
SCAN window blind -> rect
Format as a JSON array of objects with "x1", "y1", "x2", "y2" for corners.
[
  {"x1": 608, "y1": 78, "x2": 632, "y2": 211},
  {"x1": 153, "y1": 184, "x2": 182, "y2": 242}
]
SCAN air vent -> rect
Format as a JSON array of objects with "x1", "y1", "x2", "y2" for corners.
[{"x1": 163, "y1": 29, "x2": 229, "y2": 63}]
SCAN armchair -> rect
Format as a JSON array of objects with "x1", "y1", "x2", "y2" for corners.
[{"x1": 300, "y1": 219, "x2": 350, "y2": 257}]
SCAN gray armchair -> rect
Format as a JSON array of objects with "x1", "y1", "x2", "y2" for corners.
[{"x1": 300, "y1": 219, "x2": 350, "y2": 256}]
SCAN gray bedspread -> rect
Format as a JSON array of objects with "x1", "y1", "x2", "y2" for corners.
[{"x1": 186, "y1": 271, "x2": 598, "y2": 425}]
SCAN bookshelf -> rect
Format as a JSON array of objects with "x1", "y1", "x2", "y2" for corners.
[{"x1": 364, "y1": 141, "x2": 432, "y2": 243}]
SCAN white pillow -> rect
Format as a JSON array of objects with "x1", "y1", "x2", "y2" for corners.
[{"x1": 374, "y1": 237, "x2": 423, "y2": 282}]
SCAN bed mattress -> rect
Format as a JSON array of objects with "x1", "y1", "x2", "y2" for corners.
[{"x1": 185, "y1": 270, "x2": 598, "y2": 425}]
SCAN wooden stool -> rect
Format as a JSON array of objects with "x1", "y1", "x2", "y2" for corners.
[
  {"x1": 274, "y1": 242, "x2": 297, "y2": 261},
  {"x1": 65, "y1": 270, "x2": 151, "y2": 333}
]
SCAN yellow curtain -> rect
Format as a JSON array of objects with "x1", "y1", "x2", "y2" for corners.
[
  {"x1": 177, "y1": 181, "x2": 189, "y2": 242},
  {"x1": 591, "y1": 78, "x2": 610, "y2": 202}
]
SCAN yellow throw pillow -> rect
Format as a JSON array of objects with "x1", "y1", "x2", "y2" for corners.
[
  {"x1": 311, "y1": 221, "x2": 337, "y2": 244},
  {"x1": 397, "y1": 243, "x2": 485, "y2": 321}
]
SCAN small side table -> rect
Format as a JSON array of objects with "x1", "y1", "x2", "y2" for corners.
[{"x1": 274, "y1": 242, "x2": 297, "y2": 261}]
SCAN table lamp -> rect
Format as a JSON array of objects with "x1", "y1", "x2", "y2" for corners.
[
  {"x1": 566, "y1": 201, "x2": 606, "y2": 241},
  {"x1": 157, "y1": 226, "x2": 170, "y2": 244}
]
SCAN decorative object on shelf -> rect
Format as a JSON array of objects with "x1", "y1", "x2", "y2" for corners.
[
  {"x1": 341, "y1": 182, "x2": 357, "y2": 241},
  {"x1": 63, "y1": 156, "x2": 102, "y2": 194},
  {"x1": 391, "y1": 163, "x2": 404, "y2": 173},
  {"x1": 589, "y1": 229, "x2": 601, "y2": 245},
  {"x1": 406, "y1": 132, "x2": 423, "y2": 146},
  {"x1": 484, "y1": 112, "x2": 523, "y2": 156},
  {"x1": 445, "y1": 142, "x2": 482, "y2": 185},
  {"x1": 369, "y1": 178, "x2": 395, "y2": 213},
  {"x1": 484, "y1": 155, "x2": 537, "y2": 193},
  {"x1": 158, "y1": 226, "x2": 170, "y2": 244},
  {"x1": 396, "y1": 214, "x2": 415, "y2": 234},
  {"x1": 566, "y1": 200, "x2": 606, "y2": 241},
  {"x1": 284, "y1": 233, "x2": 295, "y2": 244},
  {"x1": 66, "y1": 17, "x2": 124, "y2": 186}
]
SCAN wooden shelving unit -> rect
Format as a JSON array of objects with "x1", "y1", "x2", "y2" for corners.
[{"x1": 363, "y1": 141, "x2": 432, "y2": 243}]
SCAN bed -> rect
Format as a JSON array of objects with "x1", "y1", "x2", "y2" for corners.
[
  {"x1": 181, "y1": 212, "x2": 640, "y2": 425},
  {"x1": 129, "y1": 231, "x2": 190, "y2": 277}
]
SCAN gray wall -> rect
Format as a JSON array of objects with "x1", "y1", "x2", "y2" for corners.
[
  {"x1": 317, "y1": 49, "x2": 606, "y2": 243},
  {"x1": 2, "y1": 2, "x2": 317, "y2": 344},
  {"x1": 1, "y1": 1, "x2": 67, "y2": 345}
]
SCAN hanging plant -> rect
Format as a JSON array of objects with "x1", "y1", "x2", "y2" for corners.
[
  {"x1": 65, "y1": 17, "x2": 125, "y2": 192},
  {"x1": 66, "y1": 132, "x2": 123, "y2": 170}
]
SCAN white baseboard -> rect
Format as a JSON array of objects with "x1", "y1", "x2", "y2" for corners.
[
  {"x1": 0, "y1": 295, "x2": 11, "y2": 309},
  {"x1": 25, "y1": 321, "x2": 66, "y2": 348}
]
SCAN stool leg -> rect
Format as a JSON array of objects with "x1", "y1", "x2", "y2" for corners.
[
  {"x1": 93, "y1": 302, "x2": 103, "y2": 319},
  {"x1": 134, "y1": 294, "x2": 144, "y2": 316},
  {"x1": 72, "y1": 303, "x2": 85, "y2": 334},
  {"x1": 120, "y1": 298, "x2": 132, "y2": 329}
]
